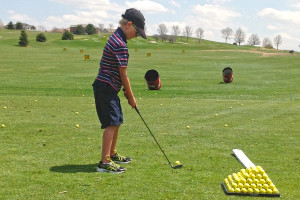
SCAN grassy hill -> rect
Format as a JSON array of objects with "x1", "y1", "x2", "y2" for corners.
[{"x1": 0, "y1": 29, "x2": 299, "y2": 200}]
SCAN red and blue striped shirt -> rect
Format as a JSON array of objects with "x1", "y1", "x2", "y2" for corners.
[{"x1": 95, "y1": 27, "x2": 128, "y2": 92}]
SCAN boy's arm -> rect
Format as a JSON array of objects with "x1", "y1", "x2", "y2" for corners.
[{"x1": 119, "y1": 67, "x2": 136, "y2": 108}]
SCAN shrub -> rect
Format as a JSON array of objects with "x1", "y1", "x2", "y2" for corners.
[
  {"x1": 36, "y1": 33, "x2": 47, "y2": 42},
  {"x1": 7, "y1": 21, "x2": 14, "y2": 29},
  {"x1": 264, "y1": 44, "x2": 273, "y2": 49},
  {"x1": 18, "y1": 30, "x2": 29, "y2": 47},
  {"x1": 86, "y1": 24, "x2": 96, "y2": 35},
  {"x1": 62, "y1": 30, "x2": 74, "y2": 40},
  {"x1": 15, "y1": 22, "x2": 23, "y2": 30},
  {"x1": 73, "y1": 25, "x2": 85, "y2": 35}
]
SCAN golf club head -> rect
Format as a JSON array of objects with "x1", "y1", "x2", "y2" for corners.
[{"x1": 172, "y1": 164, "x2": 183, "y2": 169}]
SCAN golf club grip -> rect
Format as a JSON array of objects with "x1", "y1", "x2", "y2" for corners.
[
  {"x1": 135, "y1": 107, "x2": 172, "y2": 166},
  {"x1": 134, "y1": 106, "x2": 140, "y2": 115}
]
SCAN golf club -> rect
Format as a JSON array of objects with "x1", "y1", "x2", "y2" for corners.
[{"x1": 135, "y1": 106, "x2": 183, "y2": 169}]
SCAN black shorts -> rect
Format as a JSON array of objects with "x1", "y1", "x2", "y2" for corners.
[{"x1": 93, "y1": 80, "x2": 123, "y2": 129}]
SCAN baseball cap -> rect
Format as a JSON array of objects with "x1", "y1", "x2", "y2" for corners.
[{"x1": 122, "y1": 8, "x2": 147, "y2": 39}]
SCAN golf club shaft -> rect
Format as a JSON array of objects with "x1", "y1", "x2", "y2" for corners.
[{"x1": 135, "y1": 107, "x2": 173, "y2": 167}]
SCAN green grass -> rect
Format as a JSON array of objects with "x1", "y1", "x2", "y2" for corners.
[{"x1": 0, "y1": 29, "x2": 299, "y2": 199}]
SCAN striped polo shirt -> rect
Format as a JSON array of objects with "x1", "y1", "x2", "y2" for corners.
[{"x1": 95, "y1": 27, "x2": 128, "y2": 92}]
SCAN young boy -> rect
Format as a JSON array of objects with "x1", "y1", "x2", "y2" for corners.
[{"x1": 93, "y1": 8, "x2": 147, "y2": 173}]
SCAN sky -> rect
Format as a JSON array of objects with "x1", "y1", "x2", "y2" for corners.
[{"x1": 0, "y1": 0, "x2": 300, "y2": 50}]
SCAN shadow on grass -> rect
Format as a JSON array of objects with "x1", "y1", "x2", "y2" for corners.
[{"x1": 50, "y1": 164, "x2": 97, "y2": 173}]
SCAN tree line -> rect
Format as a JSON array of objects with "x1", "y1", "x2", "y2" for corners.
[
  {"x1": 221, "y1": 27, "x2": 283, "y2": 50},
  {"x1": 154, "y1": 24, "x2": 204, "y2": 44},
  {"x1": 154, "y1": 24, "x2": 284, "y2": 50}
]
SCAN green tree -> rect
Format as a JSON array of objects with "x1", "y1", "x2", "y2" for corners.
[
  {"x1": 7, "y1": 21, "x2": 14, "y2": 29},
  {"x1": 36, "y1": 33, "x2": 47, "y2": 42},
  {"x1": 62, "y1": 30, "x2": 74, "y2": 40},
  {"x1": 19, "y1": 30, "x2": 29, "y2": 47},
  {"x1": 15, "y1": 22, "x2": 23, "y2": 30},
  {"x1": 74, "y1": 25, "x2": 85, "y2": 35},
  {"x1": 86, "y1": 24, "x2": 96, "y2": 35}
]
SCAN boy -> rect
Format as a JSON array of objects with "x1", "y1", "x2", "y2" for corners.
[{"x1": 93, "y1": 8, "x2": 147, "y2": 173}]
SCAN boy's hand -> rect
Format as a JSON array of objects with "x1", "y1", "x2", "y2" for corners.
[{"x1": 128, "y1": 97, "x2": 137, "y2": 108}]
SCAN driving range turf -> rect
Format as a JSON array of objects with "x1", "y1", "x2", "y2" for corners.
[{"x1": 0, "y1": 29, "x2": 299, "y2": 199}]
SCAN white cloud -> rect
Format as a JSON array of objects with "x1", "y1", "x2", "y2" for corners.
[
  {"x1": 292, "y1": 2, "x2": 300, "y2": 9},
  {"x1": 169, "y1": 1, "x2": 181, "y2": 8},
  {"x1": 257, "y1": 8, "x2": 300, "y2": 24},
  {"x1": 182, "y1": 4, "x2": 240, "y2": 41},
  {"x1": 50, "y1": 0, "x2": 118, "y2": 11},
  {"x1": 7, "y1": 10, "x2": 38, "y2": 24},
  {"x1": 125, "y1": 0, "x2": 169, "y2": 14},
  {"x1": 205, "y1": 0, "x2": 232, "y2": 4},
  {"x1": 45, "y1": 0, "x2": 124, "y2": 29},
  {"x1": 45, "y1": 10, "x2": 118, "y2": 29},
  {"x1": 266, "y1": 25, "x2": 277, "y2": 30}
]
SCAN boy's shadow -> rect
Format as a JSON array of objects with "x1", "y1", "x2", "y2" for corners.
[{"x1": 50, "y1": 164, "x2": 97, "y2": 173}]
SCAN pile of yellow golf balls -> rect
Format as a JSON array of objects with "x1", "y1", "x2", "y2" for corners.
[{"x1": 223, "y1": 166, "x2": 279, "y2": 195}]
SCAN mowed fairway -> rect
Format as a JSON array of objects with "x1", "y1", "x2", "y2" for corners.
[{"x1": 0, "y1": 29, "x2": 299, "y2": 200}]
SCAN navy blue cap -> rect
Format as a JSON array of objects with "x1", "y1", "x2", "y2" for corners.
[{"x1": 122, "y1": 8, "x2": 147, "y2": 39}]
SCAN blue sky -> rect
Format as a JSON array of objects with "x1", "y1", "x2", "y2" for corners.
[{"x1": 1, "y1": 0, "x2": 299, "y2": 50}]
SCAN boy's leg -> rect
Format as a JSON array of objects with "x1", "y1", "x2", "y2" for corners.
[
  {"x1": 109, "y1": 124, "x2": 132, "y2": 164},
  {"x1": 110, "y1": 125, "x2": 120, "y2": 156},
  {"x1": 102, "y1": 125, "x2": 118, "y2": 163}
]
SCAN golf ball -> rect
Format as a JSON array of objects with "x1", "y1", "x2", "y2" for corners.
[
  {"x1": 75, "y1": 124, "x2": 80, "y2": 128},
  {"x1": 175, "y1": 161, "x2": 180, "y2": 165},
  {"x1": 1, "y1": 124, "x2": 6, "y2": 128}
]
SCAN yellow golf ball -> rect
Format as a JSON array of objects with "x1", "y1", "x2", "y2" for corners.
[
  {"x1": 269, "y1": 184, "x2": 275, "y2": 190},
  {"x1": 263, "y1": 173, "x2": 269, "y2": 179},
  {"x1": 267, "y1": 189, "x2": 273, "y2": 194},
  {"x1": 260, "y1": 188, "x2": 266, "y2": 194},
  {"x1": 256, "y1": 174, "x2": 262, "y2": 179},
  {"x1": 228, "y1": 187, "x2": 234, "y2": 193},
  {"x1": 273, "y1": 188, "x2": 279, "y2": 194},
  {"x1": 254, "y1": 188, "x2": 260, "y2": 194},
  {"x1": 247, "y1": 178, "x2": 253, "y2": 184},
  {"x1": 240, "y1": 178, "x2": 246, "y2": 184},
  {"x1": 266, "y1": 178, "x2": 272, "y2": 185},
  {"x1": 234, "y1": 188, "x2": 241, "y2": 193},
  {"x1": 263, "y1": 184, "x2": 269, "y2": 189},
  {"x1": 244, "y1": 183, "x2": 250, "y2": 189},
  {"x1": 259, "y1": 179, "x2": 266, "y2": 185},
  {"x1": 175, "y1": 161, "x2": 180, "y2": 165},
  {"x1": 241, "y1": 188, "x2": 247, "y2": 193},
  {"x1": 257, "y1": 184, "x2": 262, "y2": 189},
  {"x1": 231, "y1": 182, "x2": 237, "y2": 189},
  {"x1": 238, "y1": 183, "x2": 243, "y2": 189}
]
